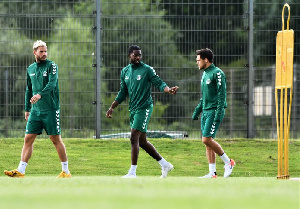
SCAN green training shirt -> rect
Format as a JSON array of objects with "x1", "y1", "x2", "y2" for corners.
[
  {"x1": 25, "y1": 59, "x2": 60, "y2": 112},
  {"x1": 115, "y1": 61, "x2": 167, "y2": 112},
  {"x1": 193, "y1": 64, "x2": 227, "y2": 122}
]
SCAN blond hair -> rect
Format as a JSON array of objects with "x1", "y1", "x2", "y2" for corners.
[{"x1": 33, "y1": 40, "x2": 47, "y2": 51}]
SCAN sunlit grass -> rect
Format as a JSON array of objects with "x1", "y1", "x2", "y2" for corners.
[{"x1": 0, "y1": 176, "x2": 298, "y2": 209}]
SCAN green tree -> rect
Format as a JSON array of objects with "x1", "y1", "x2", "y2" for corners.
[
  {"x1": 99, "y1": 0, "x2": 198, "y2": 131},
  {"x1": 48, "y1": 16, "x2": 96, "y2": 137}
]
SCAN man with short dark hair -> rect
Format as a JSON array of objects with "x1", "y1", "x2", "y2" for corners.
[
  {"x1": 192, "y1": 48, "x2": 235, "y2": 178},
  {"x1": 106, "y1": 45, "x2": 179, "y2": 178}
]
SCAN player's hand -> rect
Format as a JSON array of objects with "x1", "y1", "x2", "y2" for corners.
[
  {"x1": 30, "y1": 94, "x2": 41, "y2": 104},
  {"x1": 106, "y1": 108, "x2": 113, "y2": 118},
  {"x1": 166, "y1": 86, "x2": 179, "y2": 95},
  {"x1": 192, "y1": 113, "x2": 199, "y2": 120},
  {"x1": 25, "y1": 112, "x2": 30, "y2": 121}
]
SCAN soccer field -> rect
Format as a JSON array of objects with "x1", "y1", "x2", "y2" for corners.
[{"x1": 0, "y1": 176, "x2": 298, "y2": 209}]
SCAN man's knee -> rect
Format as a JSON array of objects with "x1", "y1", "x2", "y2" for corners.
[
  {"x1": 202, "y1": 136, "x2": 212, "y2": 146},
  {"x1": 50, "y1": 135, "x2": 62, "y2": 145},
  {"x1": 130, "y1": 129, "x2": 141, "y2": 145},
  {"x1": 138, "y1": 132, "x2": 147, "y2": 147},
  {"x1": 24, "y1": 134, "x2": 37, "y2": 145}
]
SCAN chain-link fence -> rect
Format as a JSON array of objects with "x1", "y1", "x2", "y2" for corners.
[
  {"x1": 0, "y1": 0, "x2": 96, "y2": 138},
  {"x1": 0, "y1": 0, "x2": 299, "y2": 139}
]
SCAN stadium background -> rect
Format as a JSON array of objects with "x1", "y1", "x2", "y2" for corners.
[{"x1": 0, "y1": 0, "x2": 299, "y2": 139}]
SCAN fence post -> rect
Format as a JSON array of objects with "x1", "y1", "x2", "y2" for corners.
[
  {"x1": 293, "y1": 65, "x2": 296, "y2": 139},
  {"x1": 5, "y1": 69, "x2": 9, "y2": 119},
  {"x1": 247, "y1": 0, "x2": 254, "y2": 138},
  {"x1": 96, "y1": 0, "x2": 102, "y2": 138}
]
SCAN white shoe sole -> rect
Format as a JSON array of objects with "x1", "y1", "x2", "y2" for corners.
[
  {"x1": 160, "y1": 164, "x2": 174, "y2": 178},
  {"x1": 121, "y1": 174, "x2": 136, "y2": 178}
]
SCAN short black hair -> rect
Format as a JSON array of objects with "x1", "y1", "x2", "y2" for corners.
[
  {"x1": 196, "y1": 48, "x2": 214, "y2": 63},
  {"x1": 128, "y1": 45, "x2": 141, "y2": 54}
]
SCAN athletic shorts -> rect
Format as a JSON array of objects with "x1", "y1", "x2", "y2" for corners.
[
  {"x1": 201, "y1": 109, "x2": 225, "y2": 138},
  {"x1": 130, "y1": 104, "x2": 153, "y2": 133},
  {"x1": 25, "y1": 110, "x2": 61, "y2": 135}
]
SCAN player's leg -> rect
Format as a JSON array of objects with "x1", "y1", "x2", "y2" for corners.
[
  {"x1": 22, "y1": 111, "x2": 42, "y2": 163},
  {"x1": 202, "y1": 137, "x2": 224, "y2": 156},
  {"x1": 206, "y1": 145, "x2": 216, "y2": 164},
  {"x1": 121, "y1": 109, "x2": 142, "y2": 178},
  {"x1": 203, "y1": 145, "x2": 217, "y2": 178},
  {"x1": 139, "y1": 132, "x2": 161, "y2": 161},
  {"x1": 50, "y1": 135, "x2": 68, "y2": 162},
  {"x1": 43, "y1": 110, "x2": 70, "y2": 177},
  {"x1": 139, "y1": 132, "x2": 173, "y2": 178},
  {"x1": 202, "y1": 137, "x2": 235, "y2": 177},
  {"x1": 199, "y1": 111, "x2": 217, "y2": 178},
  {"x1": 4, "y1": 134, "x2": 37, "y2": 177},
  {"x1": 49, "y1": 135, "x2": 71, "y2": 178},
  {"x1": 198, "y1": 137, "x2": 220, "y2": 178},
  {"x1": 201, "y1": 109, "x2": 235, "y2": 178},
  {"x1": 121, "y1": 128, "x2": 141, "y2": 178},
  {"x1": 122, "y1": 106, "x2": 152, "y2": 178},
  {"x1": 139, "y1": 133, "x2": 174, "y2": 178},
  {"x1": 4, "y1": 111, "x2": 41, "y2": 177},
  {"x1": 131, "y1": 105, "x2": 154, "y2": 160},
  {"x1": 130, "y1": 128, "x2": 141, "y2": 165},
  {"x1": 41, "y1": 110, "x2": 68, "y2": 162},
  {"x1": 21, "y1": 134, "x2": 38, "y2": 163}
]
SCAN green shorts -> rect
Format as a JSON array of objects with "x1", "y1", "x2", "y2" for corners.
[
  {"x1": 130, "y1": 104, "x2": 153, "y2": 133},
  {"x1": 201, "y1": 109, "x2": 225, "y2": 138},
  {"x1": 25, "y1": 110, "x2": 61, "y2": 135}
]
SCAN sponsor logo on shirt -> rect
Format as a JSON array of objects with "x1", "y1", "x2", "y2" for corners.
[
  {"x1": 125, "y1": 76, "x2": 129, "y2": 80},
  {"x1": 137, "y1": 75, "x2": 142, "y2": 80},
  {"x1": 206, "y1": 79, "x2": 211, "y2": 84},
  {"x1": 30, "y1": 73, "x2": 35, "y2": 76},
  {"x1": 43, "y1": 71, "x2": 47, "y2": 76}
]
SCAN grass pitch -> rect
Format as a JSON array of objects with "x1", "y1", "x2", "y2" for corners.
[
  {"x1": 0, "y1": 176, "x2": 298, "y2": 209},
  {"x1": 1, "y1": 138, "x2": 299, "y2": 177},
  {"x1": 0, "y1": 138, "x2": 299, "y2": 209}
]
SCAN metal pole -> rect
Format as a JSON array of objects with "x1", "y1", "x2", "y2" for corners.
[
  {"x1": 5, "y1": 69, "x2": 9, "y2": 118},
  {"x1": 230, "y1": 69, "x2": 233, "y2": 137},
  {"x1": 70, "y1": 71, "x2": 74, "y2": 137},
  {"x1": 96, "y1": 0, "x2": 102, "y2": 138},
  {"x1": 292, "y1": 64, "x2": 296, "y2": 139},
  {"x1": 247, "y1": 0, "x2": 254, "y2": 138}
]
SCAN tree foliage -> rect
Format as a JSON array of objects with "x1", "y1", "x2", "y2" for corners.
[{"x1": 1, "y1": 0, "x2": 299, "y2": 137}]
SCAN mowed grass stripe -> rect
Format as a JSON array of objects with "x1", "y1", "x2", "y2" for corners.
[
  {"x1": 0, "y1": 177, "x2": 298, "y2": 209},
  {"x1": 0, "y1": 138, "x2": 299, "y2": 177}
]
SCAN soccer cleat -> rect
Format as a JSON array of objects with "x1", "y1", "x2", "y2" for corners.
[
  {"x1": 4, "y1": 169, "x2": 25, "y2": 178},
  {"x1": 198, "y1": 172, "x2": 217, "y2": 178},
  {"x1": 160, "y1": 163, "x2": 174, "y2": 178},
  {"x1": 57, "y1": 171, "x2": 72, "y2": 178},
  {"x1": 121, "y1": 173, "x2": 136, "y2": 178},
  {"x1": 224, "y1": 159, "x2": 235, "y2": 178}
]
